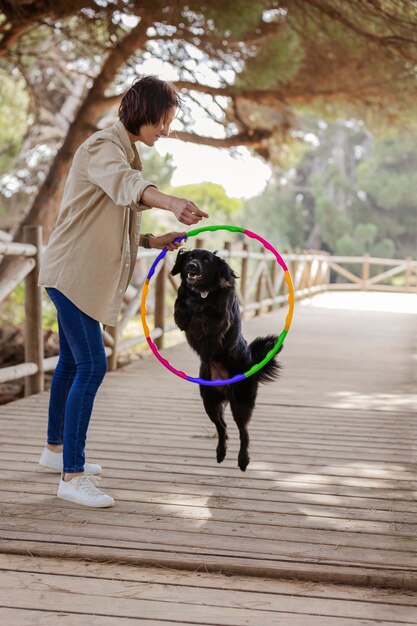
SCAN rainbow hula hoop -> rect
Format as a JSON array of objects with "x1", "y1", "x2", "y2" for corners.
[{"x1": 140, "y1": 225, "x2": 294, "y2": 386}]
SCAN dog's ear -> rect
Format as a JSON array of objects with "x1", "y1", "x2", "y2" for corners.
[
  {"x1": 217, "y1": 256, "x2": 239, "y2": 288},
  {"x1": 171, "y1": 249, "x2": 190, "y2": 276}
]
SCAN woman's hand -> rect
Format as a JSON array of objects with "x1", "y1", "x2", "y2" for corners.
[
  {"x1": 151, "y1": 232, "x2": 187, "y2": 251},
  {"x1": 141, "y1": 187, "x2": 208, "y2": 225},
  {"x1": 167, "y1": 196, "x2": 208, "y2": 225}
]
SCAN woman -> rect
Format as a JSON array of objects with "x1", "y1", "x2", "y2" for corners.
[{"x1": 38, "y1": 76, "x2": 208, "y2": 508}]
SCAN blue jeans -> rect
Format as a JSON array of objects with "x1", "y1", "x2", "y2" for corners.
[{"x1": 46, "y1": 288, "x2": 107, "y2": 473}]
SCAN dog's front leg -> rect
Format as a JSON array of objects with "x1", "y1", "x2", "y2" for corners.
[{"x1": 174, "y1": 299, "x2": 192, "y2": 331}]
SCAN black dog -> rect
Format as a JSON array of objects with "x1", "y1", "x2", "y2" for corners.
[{"x1": 171, "y1": 248, "x2": 281, "y2": 471}]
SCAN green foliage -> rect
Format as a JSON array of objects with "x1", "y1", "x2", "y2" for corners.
[
  {"x1": 142, "y1": 181, "x2": 243, "y2": 246},
  {"x1": 356, "y1": 135, "x2": 417, "y2": 212},
  {"x1": 240, "y1": 117, "x2": 417, "y2": 259},
  {"x1": 204, "y1": 0, "x2": 270, "y2": 38},
  {"x1": 0, "y1": 71, "x2": 30, "y2": 176},
  {"x1": 354, "y1": 130, "x2": 417, "y2": 256},
  {"x1": 336, "y1": 225, "x2": 394, "y2": 258},
  {"x1": 168, "y1": 182, "x2": 243, "y2": 225},
  {"x1": 238, "y1": 184, "x2": 311, "y2": 250},
  {"x1": 2, "y1": 285, "x2": 58, "y2": 332},
  {"x1": 138, "y1": 155, "x2": 243, "y2": 242},
  {"x1": 237, "y1": 29, "x2": 304, "y2": 89},
  {"x1": 313, "y1": 194, "x2": 351, "y2": 245},
  {"x1": 141, "y1": 147, "x2": 176, "y2": 190},
  {"x1": 42, "y1": 292, "x2": 59, "y2": 332},
  {"x1": 139, "y1": 147, "x2": 176, "y2": 235},
  {"x1": 2, "y1": 284, "x2": 25, "y2": 326}
]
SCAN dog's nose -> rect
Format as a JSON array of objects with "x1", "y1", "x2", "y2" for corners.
[{"x1": 187, "y1": 261, "x2": 199, "y2": 273}]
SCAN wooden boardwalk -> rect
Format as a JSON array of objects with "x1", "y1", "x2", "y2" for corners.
[{"x1": 1, "y1": 291, "x2": 417, "y2": 624}]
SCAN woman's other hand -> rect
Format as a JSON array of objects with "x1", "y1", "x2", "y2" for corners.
[
  {"x1": 167, "y1": 196, "x2": 208, "y2": 225},
  {"x1": 151, "y1": 232, "x2": 187, "y2": 251},
  {"x1": 141, "y1": 187, "x2": 209, "y2": 225}
]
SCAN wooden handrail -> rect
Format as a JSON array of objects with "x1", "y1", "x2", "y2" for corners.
[{"x1": 0, "y1": 241, "x2": 37, "y2": 256}]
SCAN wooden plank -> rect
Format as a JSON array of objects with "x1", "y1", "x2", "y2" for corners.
[
  {"x1": 0, "y1": 609, "x2": 173, "y2": 626},
  {"x1": 1, "y1": 468, "x2": 415, "y2": 512},
  {"x1": 0, "y1": 362, "x2": 38, "y2": 384},
  {"x1": 3, "y1": 414, "x2": 416, "y2": 439},
  {"x1": 0, "y1": 492, "x2": 415, "y2": 539},
  {"x1": 0, "y1": 434, "x2": 415, "y2": 464},
  {"x1": 1, "y1": 453, "x2": 416, "y2": 492},
  {"x1": 0, "y1": 445, "x2": 415, "y2": 474},
  {"x1": 2, "y1": 553, "x2": 417, "y2": 606},
  {"x1": 327, "y1": 261, "x2": 362, "y2": 284},
  {"x1": 0, "y1": 501, "x2": 416, "y2": 558},
  {"x1": 0, "y1": 594, "x2": 408, "y2": 626},
  {"x1": 0, "y1": 257, "x2": 35, "y2": 302},
  {"x1": 1, "y1": 480, "x2": 416, "y2": 531},
  {"x1": 2, "y1": 517, "x2": 416, "y2": 571},
  {"x1": 0, "y1": 464, "x2": 415, "y2": 515},
  {"x1": 366, "y1": 263, "x2": 408, "y2": 287},
  {"x1": 9, "y1": 418, "x2": 417, "y2": 446},
  {"x1": 1, "y1": 443, "x2": 416, "y2": 478},
  {"x1": 1, "y1": 538, "x2": 416, "y2": 591},
  {"x1": 0, "y1": 483, "x2": 415, "y2": 544},
  {"x1": 0, "y1": 564, "x2": 416, "y2": 624}
]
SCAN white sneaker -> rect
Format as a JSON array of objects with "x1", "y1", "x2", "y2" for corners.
[
  {"x1": 58, "y1": 475, "x2": 114, "y2": 507},
  {"x1": 39, "y1": 447, "x2": 102, "y2": 475}
]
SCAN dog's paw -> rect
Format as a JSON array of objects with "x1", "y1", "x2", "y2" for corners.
[
  {"x1": 216, "y1": 444, "x2": 227, "y2": 464},
  {"x1": 238, "y1": 450, "x2": 250, "y2": 472}
]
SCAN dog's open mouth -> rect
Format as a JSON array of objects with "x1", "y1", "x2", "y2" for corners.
[{"x1": 187, "y1": 272, "x2": 203, "y2": 282}]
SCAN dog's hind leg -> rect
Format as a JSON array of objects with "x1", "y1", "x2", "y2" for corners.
[
  {"x1": 200, "y1": 386, "x2": 228, "y2": 464},
  {"x1": 229, "y1": 383, "x2": 256, "y2": 471}
]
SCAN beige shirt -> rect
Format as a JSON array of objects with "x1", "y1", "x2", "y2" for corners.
[{"x1": 38, "y1": 120, "x2": 156, "y2": 326}]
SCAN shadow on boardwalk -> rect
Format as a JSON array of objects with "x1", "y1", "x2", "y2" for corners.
[{"x1": 0, "y1": 292, "x2": 416, "y2": 625}]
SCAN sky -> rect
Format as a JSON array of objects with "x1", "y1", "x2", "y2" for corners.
[
  {"x1": 137, "y1": 55, "x2": 272, "y2": 200},
  {"x1": 155, "y1": 140, "x2": 272, "y2": 199}
]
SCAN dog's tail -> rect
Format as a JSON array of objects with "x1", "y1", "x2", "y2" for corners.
[{"x1": 249, "y1": 334, "x2": 282, "y2": 383}]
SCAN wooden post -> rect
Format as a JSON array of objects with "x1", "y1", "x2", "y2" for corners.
[
  {"x1": 154, "y1": 257, "x2": 166, "y2": 349},
  {"x1": 404, "y1": 257, "x2": 412, "y2": 290},
  {"x1": 24, "y1": 226, "x2": 44, "y2": 396},
  {"x1": 255, "y1": 248, "x2": 266, "y2": 316},
  {"x1": 362, "y1": 253, "x2": 370, "y2": 290},
  {"x1": 300, "y1": 255, "x2": 309, "y2": 291},
  {"x1": 269, "y1": 256, "x2": 277, "y2": 312},
  {"x1": 106, "y1": 322, "x2": 118, "y2": 371},
  {"x1": 290, "y1": 256, "x2": 299, "y2": 296},
  {"x1": 324, "y1": 254, "x2": 331, "y2": 286},
  {"x1": 307, "y1": 259, "x2": 314, "y2": 295},
  {"x1": 224, "y1": 240, "x2": 231, "y2": 259},
  {"x1": 240, "y1": 242, "x2": 249, "y2": 313}
]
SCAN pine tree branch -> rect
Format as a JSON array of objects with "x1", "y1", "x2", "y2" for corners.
[
  {"x1": 302, "y1": 0, "x2": 417, "y2": 61},
  {"x1": 169, "y1": 128, "x2": 272, "y2": 148}
]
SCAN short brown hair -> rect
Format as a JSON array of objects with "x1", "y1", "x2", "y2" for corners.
[{"x1": 118, "y1": 75, "x2": 180, "y2": 135}]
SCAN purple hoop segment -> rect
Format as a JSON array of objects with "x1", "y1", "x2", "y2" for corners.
[{"x1": 140, "y1": 225, "x2": 294, "y2": 386}]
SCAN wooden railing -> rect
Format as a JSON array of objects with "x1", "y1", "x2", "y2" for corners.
[
  {"x1": 328, "y1": 254, "x2": 417, "y2": 292},
  {"x1": 0, "y1": 225, "x2": 415, "y2": 397}
]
